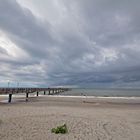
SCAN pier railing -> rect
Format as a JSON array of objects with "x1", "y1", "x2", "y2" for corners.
[{"x1": 0, "y1": 88, "x2": 69, "y2": 103}]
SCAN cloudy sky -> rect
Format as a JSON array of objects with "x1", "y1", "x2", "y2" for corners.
[{"x1": 0, "y1": 0, "x2": 140, "y2": 88}]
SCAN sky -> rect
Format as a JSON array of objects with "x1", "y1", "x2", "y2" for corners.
[{"x1": 0, "y1": 0, "x2": 140, "y2": 88}]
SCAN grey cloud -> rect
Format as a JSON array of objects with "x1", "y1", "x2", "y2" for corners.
[
  {"x1": 0, "y1": 0, "x2": 53, "y2": 58},
  {"x1": 0, "y1": 0, "x2": 140, "y2": 87},
  {"x1": 69, "y1": 0, "x2": 140, "y2": 48}
]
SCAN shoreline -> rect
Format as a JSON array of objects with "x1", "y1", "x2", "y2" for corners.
[
  {"x1": 1, "y1": 95, "x2": 140, "y2": 106},
  {"x1": 1, "y1": 94, "x2": 140, "y2": 98},
  {"x1": 42, "y1": 94, "x2": 140, "y2": 99}
]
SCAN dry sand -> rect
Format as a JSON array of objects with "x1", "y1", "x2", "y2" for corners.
[{"x1": 0, "y1": 95, "x2": 140, "y2": 140}]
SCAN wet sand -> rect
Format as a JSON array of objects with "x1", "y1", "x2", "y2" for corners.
[{"x1": 0, "y1": 95, "x2": 140, "y2": 140}]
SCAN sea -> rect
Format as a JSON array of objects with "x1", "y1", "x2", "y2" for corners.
[{"x1": 59, "y1": 88, "x2": 140, "y2": 97}]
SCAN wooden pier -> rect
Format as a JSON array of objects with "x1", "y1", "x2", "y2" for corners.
[{"x1": 0, "y1": 88, "x2": 69, "y2": 103}]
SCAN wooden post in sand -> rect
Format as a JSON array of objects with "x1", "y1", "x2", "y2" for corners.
[
  {"x1": 37, "y1": 91, "x2": 39, "y2": 96},
  {"x1": 52, "y1": 89, "x2": 54, "y2": 94},
  {"x1": 26, "y1": 92, "x2": 29, "y2": 102},
  {"x1": 8, "y1": 93, "x2": 12, "y2": 103},
  {"x1": 48, "y1": 88, "x2": 51, "y2": 95}
]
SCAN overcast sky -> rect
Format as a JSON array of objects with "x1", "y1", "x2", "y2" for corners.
[{"x1": 0, "y1": 0, "x2": 140, "y2": 88}]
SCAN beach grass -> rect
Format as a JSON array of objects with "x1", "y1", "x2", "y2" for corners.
[{"x1": 51, "y1": 123, "x2": 68, "y2": 134}]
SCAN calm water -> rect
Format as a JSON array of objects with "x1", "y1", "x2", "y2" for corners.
[{"x1": 60, "y1": 88, "x2": 140, "y2": 97}]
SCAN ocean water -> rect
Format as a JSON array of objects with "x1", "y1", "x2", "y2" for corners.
[{"x1": 59, "y1": 88, "x2": 140, "y2": 97}]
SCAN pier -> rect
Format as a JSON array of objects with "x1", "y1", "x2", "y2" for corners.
[{"x1": 0, "y1": 88, "x2": 69, "y2": 103}]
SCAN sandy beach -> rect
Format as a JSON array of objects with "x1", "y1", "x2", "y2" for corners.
[{"x1": 0, "y1": 95, "x2": 140, "y2": 140}]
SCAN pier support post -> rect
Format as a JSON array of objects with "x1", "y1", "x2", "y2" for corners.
[
  {"x1": 48, "y1": 89, "x2": 50, "y2": 95},
  {"x1": 26, "y1": 92, "x2": 29, "y2": 102},
  {"x1": 44, "y1": 91, "x2": 46, "y2": 95},
  {"x1": 8, "y1": 94, "x2": 12, "y2": 103},
  {"x1": 37, "y1": 91, "x2": 39, "y2": 96}
]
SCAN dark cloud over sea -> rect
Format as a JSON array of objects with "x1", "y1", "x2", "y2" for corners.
[{"x1": 0, "y1": 0, "x2": 140, "y2": 88}]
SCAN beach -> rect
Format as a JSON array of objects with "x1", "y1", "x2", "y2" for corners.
[{"x1": 0, "y1": 95, "x2": 140, "y2": 140}]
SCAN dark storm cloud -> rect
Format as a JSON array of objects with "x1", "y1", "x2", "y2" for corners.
[
  {"x1": 0, "y1": 0, "x2": 53, "y2": 58},
  {"x1": 0, "y1": 0, "x2": 140, "y2": 87},
  {"x1": 70, "y1": 0, "x2": 140, "y2": 48}
]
